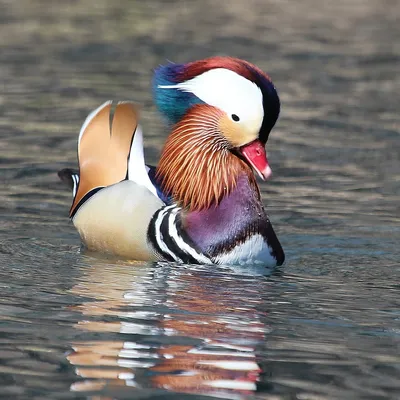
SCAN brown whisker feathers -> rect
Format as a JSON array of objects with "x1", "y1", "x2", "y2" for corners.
[{"x1": 156, "y1": 105, "x2": 255, "y2": 211}]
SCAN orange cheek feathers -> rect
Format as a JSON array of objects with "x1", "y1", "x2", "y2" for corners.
[{"x1": 218, "y1": 114, "x2": 258, "y2": 148}]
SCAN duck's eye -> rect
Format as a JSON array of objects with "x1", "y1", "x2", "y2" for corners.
[{"x1": 231, "y1": 114, "x2": 240, "y2": 122}]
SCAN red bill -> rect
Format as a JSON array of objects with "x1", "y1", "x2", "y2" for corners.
[{"x1": 239, "y1": 139, "x2": 272, "y2": 180}]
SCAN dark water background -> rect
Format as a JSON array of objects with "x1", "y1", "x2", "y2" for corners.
[{"x1": 1, "y1": 1, "x2": 399, "y2": 398}]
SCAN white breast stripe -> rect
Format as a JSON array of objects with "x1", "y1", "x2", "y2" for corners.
[
  {"x1": 215, "y1": 234, "x2": 276, "y2": 267},
  {"x1": 168, "y1": 208, "x2": 213, "y2": 264},
  {"x1": 154, "y1": 205, "x2": 182, "y2": 262}
]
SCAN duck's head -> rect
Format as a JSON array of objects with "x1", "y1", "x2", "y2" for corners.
[{"x1": 154, "y1": 56, "x2": 280, "y2": 181}]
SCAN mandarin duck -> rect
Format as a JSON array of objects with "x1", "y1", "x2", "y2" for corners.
[{"x1": 58, "y1": 57, "x2": 285, "y2": 267}]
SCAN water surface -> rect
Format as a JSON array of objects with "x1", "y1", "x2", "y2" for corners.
[{"x1": 1, "y1": 1, "x2": 399, "y2": 399}]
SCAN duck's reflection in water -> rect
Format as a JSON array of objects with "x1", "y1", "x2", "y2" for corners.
[{"x1": 68, "y1": 258, "x2": 271, "y2": 398}]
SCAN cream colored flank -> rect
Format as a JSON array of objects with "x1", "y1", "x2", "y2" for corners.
[
  {"x1": 73, "y1": 180, "x2": 162, "y2": 260},
  {"x1": 71, "y1": 101, "x2": 163, "y2": 260}
]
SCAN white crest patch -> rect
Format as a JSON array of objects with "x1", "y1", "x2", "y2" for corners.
[{"x1": 158, "y1": 68, "x2": 264, "y2": 137}]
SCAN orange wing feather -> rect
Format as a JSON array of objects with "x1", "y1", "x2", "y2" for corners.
[{"x1": 70, "y1": 102, "x2": 139, "y2": 216}]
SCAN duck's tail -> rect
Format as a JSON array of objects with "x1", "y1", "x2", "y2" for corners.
[{"x1": 58, "y1": 168, "x2": 79, "y2": 198}]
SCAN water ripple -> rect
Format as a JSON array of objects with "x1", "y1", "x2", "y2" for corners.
[{"x1": 0, "y1": 0, "x2": 399, "y2": 399}]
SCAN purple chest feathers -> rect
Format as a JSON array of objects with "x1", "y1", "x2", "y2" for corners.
[{"x1": 182, "y1": 176, "x2": 285, "y2": 265}]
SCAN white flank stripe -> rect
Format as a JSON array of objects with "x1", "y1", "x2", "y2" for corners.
[
  {"x1": 168, "y1": 208, "x2": 212, "y2": 264},
  {"x1": 154, "y1": 206, "x2": 182, "y2": 262}
]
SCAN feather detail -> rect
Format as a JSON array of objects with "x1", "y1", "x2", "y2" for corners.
[
  {"x1": 70, "y1": 101, "x2": 140, "y2": 217},
  {"x1": 154, "y1": 57, "x2": 280, "y2": 142},
  {"x1": 156, "y1": 104, "x2": 258, "y2": 211}
]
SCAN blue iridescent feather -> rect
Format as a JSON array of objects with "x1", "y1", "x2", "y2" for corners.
[
  {"x1": 146, "y1": 165, "x2": 172, "y2": 205},
  {"x1": 153, "y1": 63, "x2": 204, "y2": 124}
]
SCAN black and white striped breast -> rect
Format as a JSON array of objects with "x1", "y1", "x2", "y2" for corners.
[{"x1": 147, "y1": 205, "x2": 212, "y2": 264}]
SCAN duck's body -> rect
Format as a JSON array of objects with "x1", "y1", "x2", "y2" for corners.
[{"x1": 59, "y1": 57, "x2": 285, "y2": 267}]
